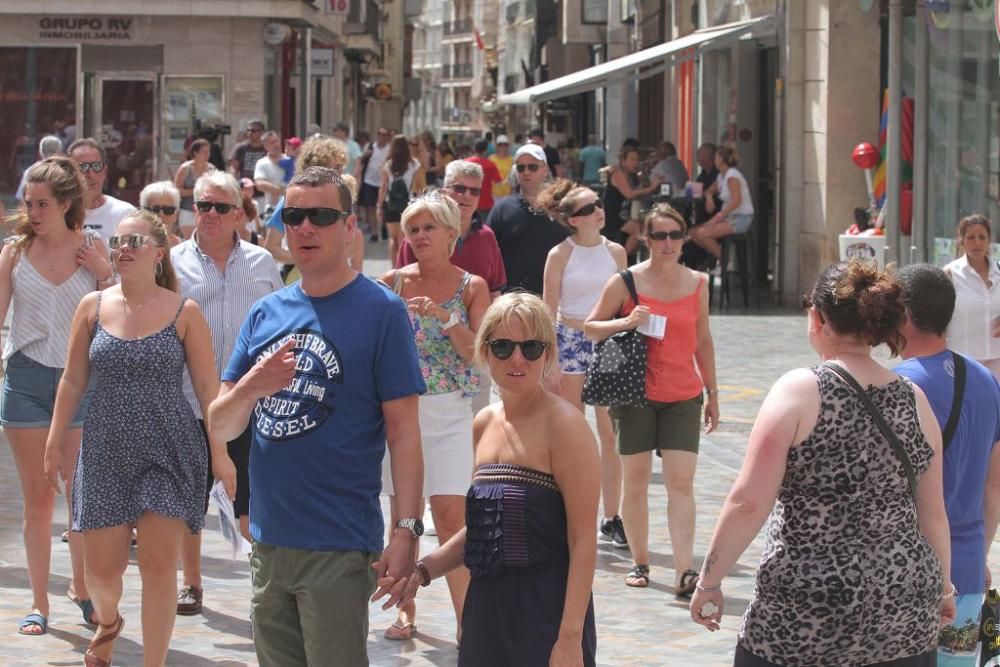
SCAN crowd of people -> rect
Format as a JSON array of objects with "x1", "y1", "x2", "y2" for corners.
[{"x1": 1, "y1": 118, "x2": 999, "y2": 667}]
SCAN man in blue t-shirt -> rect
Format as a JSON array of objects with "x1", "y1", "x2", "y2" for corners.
[
  {"x1": 579, "y1": 135, "x2": 606, "y2": 184},
  {"x1": 209, "y1": 166, "x2": 426, "y2": 665},
  {"x1": 895, "y1": 263, "x2": 1000, "y2": 666}
]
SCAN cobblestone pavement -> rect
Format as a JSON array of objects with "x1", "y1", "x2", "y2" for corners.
[{"x1": 0, "y1": 243, "x2": 982, "y2": 666}]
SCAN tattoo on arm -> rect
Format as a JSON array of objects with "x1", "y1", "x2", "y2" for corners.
[{"x1": 704, "y1": 550, "x2": 719, "y2": 577}]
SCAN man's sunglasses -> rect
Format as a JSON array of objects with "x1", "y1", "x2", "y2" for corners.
[
  {"x1": 78, "y1": 161, "x2": 104, "y2": 173},
  {"x1": 195, "y1": 201, "x2": 235, "y2": 214},
  {"x1": 487, "y1": 339, "x2": 547, "y2": 361},
  {"x1": 144, "y1": 205, "x2": 177, "y2": 216},
  {"x1": 281, "y1": 207, "x2": 349, "y2": 227},
  {"x1": 647, "y1": 230, "x2": 685, "y2": 241},
  {"x1": 570, "y1": 201, "x2": 603, "y2": 218},
  {"x1": 109, "y1": 234, "x2": 149, "y2": 250},
  {"x1": 515, "y1": 164, "x2": 542, "y2": 173},
  {"x1": 448, "y1": 184, "x2": 482, "y2": 197}
]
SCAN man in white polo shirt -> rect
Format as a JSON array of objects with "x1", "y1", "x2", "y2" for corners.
[{"x1": 68, "y1": 138, "x2": 135, "y2": 243}]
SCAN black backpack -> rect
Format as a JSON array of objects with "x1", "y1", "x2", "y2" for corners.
[{"x1": 385, "y1": 176, "x2": 410, "y2": 215}]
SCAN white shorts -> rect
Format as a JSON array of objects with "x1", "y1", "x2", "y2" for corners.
[{"x1": 383, "y1": 390, "x2": 474, "y2": 498}]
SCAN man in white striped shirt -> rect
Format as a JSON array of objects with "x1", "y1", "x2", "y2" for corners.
[{"x1": 171, "y1": 170, "x2": 284, "y2": 616}]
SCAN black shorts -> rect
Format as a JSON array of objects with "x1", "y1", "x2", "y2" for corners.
[
  {"x1": 359, "y1": 182, "x2": 380, "y2": 208},
  {"x1": 198, "y1": 420, "x2": 252, "y2": 517}
]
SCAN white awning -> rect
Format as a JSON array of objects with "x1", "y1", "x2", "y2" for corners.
[{"x1": 498, "y1": 15, "x2": 775, "y2": 106}]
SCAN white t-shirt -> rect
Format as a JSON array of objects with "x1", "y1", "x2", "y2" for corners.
[
  {"x1": 254, "y1": 154, "x2": 287, "y2": 211},
  {"x1": 717, "y1": 167, "x2": 754, "y2": 216},
  {"x1": 84, "y1": 195, "x2": 136, "y2": 243},
  {"x1": 363, "y1": 142, "x2": 391, "y2": 187}
]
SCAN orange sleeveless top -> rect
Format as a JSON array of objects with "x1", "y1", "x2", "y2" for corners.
[{"x1": 621, "y1": 276, "x2": 705, "y2": 403}]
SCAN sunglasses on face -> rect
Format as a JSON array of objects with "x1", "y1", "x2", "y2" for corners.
[
  {"x1": 570, "y1": 200, "x2": 603, "y2": 218},
  {"x1": 281, "y1": 207, "x2": 349, "y2": 227},
  {"x1": 487, "y1": 339, "x2": 548, "y2": 361},
  {"x1": 448, "y1": 184, "x2": 482, "y2": 197},
  {"x1": 516, "y1": 163, "x2": 542, "y2": 173},
  {"x1": 109, "y1": 234, "x2": 149, "y2": 250},
  {"x1": 647, "y1": 230, "x2": 685, "y2": 241},
  {"x1": 78, "y1": 161, "x2": 104, "y2": 173},
  {"x1": 195, "y1": 201, "x2": 235, "y2": 214},
  {"x1": 144, "y1": 205, "x2": 177, "y2": 216},
  {"x1": 248, "y1": 128, "x2": 264, "y2": 134}
]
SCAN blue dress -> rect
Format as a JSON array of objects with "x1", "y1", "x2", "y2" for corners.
[
  {"x1": 72, "y1": 295, "x2": 207, "y2": 534},
  {"x1": 460, "y1": 463, "x2": 597, "y2": 666}
]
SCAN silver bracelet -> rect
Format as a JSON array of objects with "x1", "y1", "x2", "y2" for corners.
[
  {"x1": 695, "y1": 581, "x2": 722, "y2": 593},
  {"x1": 942, "y1": 583, "x2": 958, "y2": 599}
]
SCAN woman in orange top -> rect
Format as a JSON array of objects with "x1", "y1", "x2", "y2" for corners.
[{"x1": 586, "y1": 203, "x2": 719, "y2": 594}]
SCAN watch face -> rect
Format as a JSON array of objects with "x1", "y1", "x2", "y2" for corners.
[{"x1": 412, "y1": 519, "x2": 424, "y2": 537}]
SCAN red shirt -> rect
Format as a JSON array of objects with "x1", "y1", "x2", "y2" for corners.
[
  {"x1": 467, "y1": 156, "x2": 502, "y2": 210},
  {"x1": 395, "y1": 219, "x2": 508, "y2": 293}
]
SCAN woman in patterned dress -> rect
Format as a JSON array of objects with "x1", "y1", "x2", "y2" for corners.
[
  {"x1": 0, "y1": 157, "x2": 113, "y2": 635},
  {"x1": 690, "y1": 261, "x2": 956, "y2": 667},
  {"x1": 379, "y1": 192, "x2": 489, "y2": 642},
  {"x1": 374, "y1": 293, "x2": 600, "y2": 666},
  {"x1": 43, "y1": 210, "x2": 236, "y2": 667}
]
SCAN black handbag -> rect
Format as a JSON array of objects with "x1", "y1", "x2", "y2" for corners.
[{"x1": 582, "y1": 270, "x2": 647, "y2": 407}]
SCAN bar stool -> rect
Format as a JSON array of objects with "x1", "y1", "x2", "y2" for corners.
[{"x1": 708, "y1": 227, "x2": 756, "y2": 309}]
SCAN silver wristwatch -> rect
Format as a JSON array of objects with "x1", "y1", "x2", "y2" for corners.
[{"x1": 442, "y1": 311, "x2": 460, "y2": 330}]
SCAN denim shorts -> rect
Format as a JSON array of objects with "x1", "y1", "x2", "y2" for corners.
[
  {"x1": 727, "y1": 213, "x2": 754, "y2": 234},
  {"x1": 556, "y1": 322, "x2": 594, "y2": 375},
  {"x1": 0, "y1": 351, "x2": 92, "y2": 429}
]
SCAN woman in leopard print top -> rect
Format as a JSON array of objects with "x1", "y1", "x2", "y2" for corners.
[{"x1": 690, "y1": 261, "x2": 956, "y2": 667}]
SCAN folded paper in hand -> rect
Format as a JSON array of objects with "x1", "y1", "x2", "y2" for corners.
[
  {"x1": 210, "y1": 481, "x2": 252, "y2": 558},
  {"x1": 637, "y1": 314, "x2": 666, "y2": 340}
]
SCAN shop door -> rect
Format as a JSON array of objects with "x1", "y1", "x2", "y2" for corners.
[{"x1": 92, "y1": 76, "x2": 156, "y2": 206}]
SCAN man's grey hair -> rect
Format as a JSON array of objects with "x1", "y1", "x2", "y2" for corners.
[
  {"x1": 193, "y1": 170, "x2": 241, "y2": 206},
  {"x1": 39, "y1": 135, "x2": 63, "y2": 159},
  {"x1": 246, "y1": 118, "x2": 264, "y2": 130},
  {"x1": 333, "y1": 121, "x2": 350, "y2": 134},
  {"x1": 443, "y1": 159, "x2": 483, "y2": 188},
  {"x1": 288, "y1": 166, "x2": 353, "y2": 211},
  {"x1": 140, "y1": 180, "x2": 181, "y2": 208}
]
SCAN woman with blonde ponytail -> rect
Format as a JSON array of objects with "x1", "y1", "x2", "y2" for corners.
[{"x1": 43, "y1": 209, "x2": 235, "y2": 667}]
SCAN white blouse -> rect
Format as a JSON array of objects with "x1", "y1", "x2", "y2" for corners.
[{"x1": 945, "y1": 254, "x2": 1000, "y2": 362}]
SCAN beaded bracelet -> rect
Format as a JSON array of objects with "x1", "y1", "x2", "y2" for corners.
[
  {"x1": 695, "y1": 581, "x2": 722, "y2": 593},
  {"x1": 942, "y1": 583, "x2": 958, "y2": 600}
]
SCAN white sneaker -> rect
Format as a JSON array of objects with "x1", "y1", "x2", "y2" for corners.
[{"x1": 423, "y1": 505, "x2": 436, "y2": 536}]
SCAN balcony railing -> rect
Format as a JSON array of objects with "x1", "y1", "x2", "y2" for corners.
[
  {"x1": 444, "y1": 17, "x2": 473, "y2": 36},
  {"x1": 441, "y1": 107, "x2": 475, "y2": 125},
  {"x1": 441, "y1": 63, "x2": 474, "y2": 80}
]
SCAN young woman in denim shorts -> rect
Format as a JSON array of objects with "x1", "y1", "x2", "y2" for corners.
[
  {"x1": 539, "y1": 179, "x2": 629, "y2": 548},
  {"x1": 586, "y1": 203, "x2": 720, "y2": 595},
  {"x1": 0, "y1": 157, "x2": 114, "y2": 635}
]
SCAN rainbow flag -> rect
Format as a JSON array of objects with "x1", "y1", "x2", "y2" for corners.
[{"x1": 872, "y1": 88, "x2": 914, "y2": 208}]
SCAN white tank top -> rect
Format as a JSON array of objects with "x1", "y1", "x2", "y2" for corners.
[
  {"x1": 559, "y1": 238, "x2": 618, "y2": 320},
  {"x1": 4, "y1": 245, "x2": 97, "y2": 367}
]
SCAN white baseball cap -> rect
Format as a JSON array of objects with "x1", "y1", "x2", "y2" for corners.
[
  {"x1": 496, "y1": 134, "x2": 510, "y2": 145},
  {"x1": 514, "y1": 143, "x2": 547, "y2": 163}
]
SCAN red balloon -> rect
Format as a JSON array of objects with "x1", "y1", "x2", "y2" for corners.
[{"x1": 852, "y1": 142, "x2": 879, "y2": 170}]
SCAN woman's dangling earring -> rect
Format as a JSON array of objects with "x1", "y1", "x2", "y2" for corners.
[{"x1": 155, "y1": 260, "x2": 163, "y2": 277}]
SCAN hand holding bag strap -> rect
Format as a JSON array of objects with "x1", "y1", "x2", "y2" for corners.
[
  {"x1": 941, "y1": 352, "x2": 966, "y2": 452},
  {"x1": 823, "y1": 362, "x2": 918, "y2": 500},
  {"x1": 619, "y1": 269, "x2": 640, "y2": 314}
]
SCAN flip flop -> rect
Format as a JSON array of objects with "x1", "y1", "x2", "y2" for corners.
[
  {"x1": 67, "y1": 591, "x2": 98, "y2": 625},
  {"x1": 625, "y1": 564, "x2": 650, "y2": 588},
  {"x1": 384, "y1": 621, "x2": 417, "y2": 641},
  {"x1": 17, "y1": 612, "x2": 48, "y2": 635},
  {"x1": 675, "y1": 569, "x2": 700, "y2": 599}
]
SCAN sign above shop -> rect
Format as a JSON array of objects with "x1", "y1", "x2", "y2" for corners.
[
  {"x1": 38, "y1": 16, "x2": 135, "y2": 41},
  {"x1": 263, "y1": 22, "x2": 292, "y2": 45}
]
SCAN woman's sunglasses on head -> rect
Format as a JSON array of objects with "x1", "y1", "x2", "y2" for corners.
[
  {"x1": 487, "y1": 339, "x2": 547, "y2": 361},
  {"x1": 281, "y1": 207, "x2": 349, "y2": 227}
]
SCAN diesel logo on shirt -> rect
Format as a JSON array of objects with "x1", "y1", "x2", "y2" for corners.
[{"x1": 253, "y1": 330, "x2": 343, "y2": 440}]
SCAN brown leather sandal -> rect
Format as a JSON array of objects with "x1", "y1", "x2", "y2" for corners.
[{"x1": 84, "y1": 614, "x2": 124, "y2": 667}]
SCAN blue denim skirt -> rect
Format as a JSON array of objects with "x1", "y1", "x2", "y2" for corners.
[{"x1": 0, "y1": 350, "x2": 92, "y2": 429}]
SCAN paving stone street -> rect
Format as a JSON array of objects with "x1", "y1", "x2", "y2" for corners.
[{"x1": 0, "y1": 247, "x2": 987, "y2": 666}]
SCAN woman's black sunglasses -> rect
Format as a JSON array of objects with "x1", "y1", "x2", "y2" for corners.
[
  {"x1": 281, "y1": 207, "x2": 349, "y2": 227},
  {"x1": 195, "y1": 201, "x2": 235, "y2": 214},
  {"x1": 144, "y1": 205, "x2": 177, "y2": 216},
  {"x1": 487, "y1": 339, "x2": 547, "y2": 361},
  {"x1": 570, "y1": 201, "x2": 603, "y2": 218},
  {"x1": 516, "y1": 164, "x2": 542, "y2": 173},
  {"x1": 647, "y1": 230, "x2": 685, "y2": 241}
]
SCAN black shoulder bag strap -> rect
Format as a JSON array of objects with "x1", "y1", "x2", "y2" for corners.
[
  {"x1": 619, "y1": 269, "x2": 640, "y2": 312},
  {"x1": 942, "y1": 352, "x2": 967, "y2": 452},
  {"x1": 823, "y1": 362, "x2": 918, "y2": 500}
]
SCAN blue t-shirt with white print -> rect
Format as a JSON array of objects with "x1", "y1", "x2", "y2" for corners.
[{"x1": 223, "y1": 274, "x2": 425, "y2": 552}]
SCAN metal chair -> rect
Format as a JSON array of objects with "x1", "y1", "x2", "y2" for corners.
[{"x1": 708, "y1": 227, "x2": 756, "y2": 310}]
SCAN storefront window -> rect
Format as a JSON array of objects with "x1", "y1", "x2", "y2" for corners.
[
  {"x1": 921, "y1": 8, "x2": 999, "y2": 264},
  {"x1": 0, "y1": 47, "x2": 77, "y2": 200},
  {"x1": 162, "y1": 76, "x2": 224, "y2": 166}
]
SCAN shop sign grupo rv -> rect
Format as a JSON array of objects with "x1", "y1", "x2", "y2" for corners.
[{"x1": 38, "y1": 17, "x2": 135, "y2": 41}]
